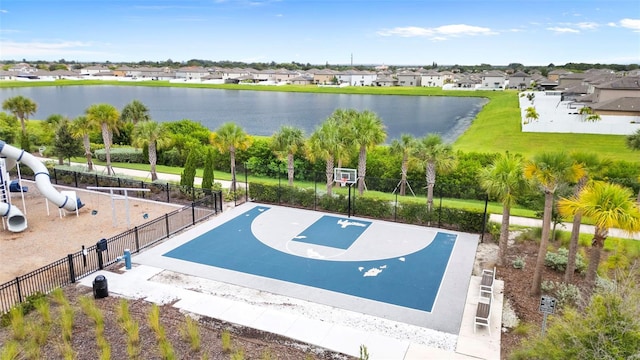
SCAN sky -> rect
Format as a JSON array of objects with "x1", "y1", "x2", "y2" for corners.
[{"x1": 0, "y1": 0, "x2": 639, "y2": 66}]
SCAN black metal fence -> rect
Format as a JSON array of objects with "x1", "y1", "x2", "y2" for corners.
[
  {"x1": 11, "y1": 166, "x2": 217, "y2": 205},
  {"x1": 0, "y1": 194, "x2": 223, "y2": 315}
]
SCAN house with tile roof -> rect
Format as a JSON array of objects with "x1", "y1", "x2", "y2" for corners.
[{"x1": 336, "y1": 69, "x2": 377, "y2": 86}]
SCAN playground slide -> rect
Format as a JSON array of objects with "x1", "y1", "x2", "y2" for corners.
[{"x1": 0, "y1": 140, "x2": 83, "y2": 232}]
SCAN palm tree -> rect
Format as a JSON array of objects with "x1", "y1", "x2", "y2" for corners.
[
  {"x1": 413, "y1": 134, "x2": 456, "y2": 211},
  {"x1": 479, "y1": 152, "x2": 529, "y2": 266},
  {"x1": 390, "y1": 134, "x2": 417, "y2": 196},
  {"x1": 210, "y1": 122, "x2": 251, "y2": 192},
  {"x1": 70, "y1": 115, "x2": 95, "y2": 171},
  {"x1": 271, "y1": 125, "x2": 305, "y2": 186},
  {"x1": 307, "y1": 117, "x2": 342, "y2": 196},
  {"x1": 558, "y1": 181, "x2": 640, "y2": 290},
  {"x1": 120, "y1": 100, "x2": 150, "y2": 124},
  {"x1": 330, "y1": 108, "x2": 359, "y2": 169},
  {"x1": 2, "y1": 95, "x2": 37, "y2": 136},
  {"x1": 351, "y1": 110, "x2": 387, "y2": 195},
  {"x1": 524, "y1": 152, "x2": 585, "y2": 295},
  {"x1": 132, "y1": 121, "x2": 170, "y2": 181},
  {"x1": 626, "y1": 129, "x2": 640, "y2": 202},
  {"x1": 85, "y1": 103, "x2": 120, "y2": 175},
  {"x1": 524, "y1": 106, "x2": 539, "y2": 124},
  {"x1": 564, "y1": 152, "x2": 608, "y2": 283}
]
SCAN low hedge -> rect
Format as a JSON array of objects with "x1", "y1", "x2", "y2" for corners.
[
  {"x1": 249, "y1": 182, "x2": 487, "y2": 233},
  {"x1": 94, "y1": 147, "x2": 145, "y2": 163}
]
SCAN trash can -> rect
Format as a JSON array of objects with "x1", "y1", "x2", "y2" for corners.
[{"x1": 92, "y1": 275, "x2": 109, "y2": 299}]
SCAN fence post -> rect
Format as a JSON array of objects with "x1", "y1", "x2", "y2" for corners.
[
  {"x1": 314, "y1": 172, "x2": 318, "y2": 211},
  {"x1": 166, "y1": 184, "x2": 170, "y2": 203},
  {"x1": 480, "y1": 195, "x2": 489, "y2": 243},
  {"x1": 244, "y1": 163, "x2": 249, "y2": 203},
  {"x1": 118, "y1": 177, "x2": 122, "y2": 188},
  {"x1": 74, "y1": 171, "x2": 78, "y2": 188},
  {"x1": 95, "y1": 174, "x2": 99, "y2": 187},
  {"x1": 53, "y1": 168, "x2": 58, "y2": 184},
  {"x1": 165, "y1": 213, "x2": 170, "y2": 237},
  {"x1": 192, "y1": 202, "x2": 196, "y2": 226},
  {"x1": 134, "y1": 226, "x2": 140, "y2": 252},
  {"x1": 141, "y1": 181, "x2": 145, "y2": 199},
  {"x1": 15, "y1": 277, "x2": 23, "y2": 303},
  {"x1": 67, "y1": 254, "x2": 76, "y2": 283}
]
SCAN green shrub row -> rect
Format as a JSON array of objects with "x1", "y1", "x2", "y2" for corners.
[
  {"x1": 94, "y1": 147, "x2": 145, "y2": 163},
  {"x1": 249, "y1": 182, "x2": 487, "y2": 233}
]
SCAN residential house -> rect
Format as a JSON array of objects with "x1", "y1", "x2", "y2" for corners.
[
  {"x1": 480, "y1": 71, "x2": 505, "y2": 90},
  {"x1": 591, "y1": 97, "x2": 640, "y2": 117},
  {"x1": 222, "y1": 68, "x2": 253, "y2": 80},
  {"x1": 311, "y1": 69, "x2": 337, "y2": 85},
  {"x1": 507, "y1": 71, "x2": 531, "y2": 90},
  {"x1": 396, "y1": 71, "x2": 421, "y2": 87},
  {"x1": 556, "y1": 73, "x2": 588, "y2": 90},
  {"x1": 274, "y1": 69, "x2": 299, "y2": 83},
  {"x1": 336, "y1": 69, "x2": 377, "y2": 86},
  {"x1": 547, "y1": 69, "x2": 572, "y2": 82},
  {"x1": 590, "y1": 76, "x2": 640, "y2": 103},
  {"x1": 289, "y1": 75, "x2": 314, "y2": 85},
  {"x1": 373, "y1": 75, "x2": 397, "y2": 87},
  {"x1": 175, "y1": 66, "x2": 210, "y2": 81},
  {"x1": 421, "y1": 70, "x2": 445, "y2": 87},
  {"x1": 80, "y1": 65, "x2": 111, "y2": 76}
]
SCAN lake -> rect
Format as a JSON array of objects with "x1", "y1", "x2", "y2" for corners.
[{"x1": 0, "y1": 86, "x2": 487, "y2": 142}]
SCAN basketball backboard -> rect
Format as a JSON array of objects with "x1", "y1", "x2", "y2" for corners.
[{"x1": 334, "y1": 168, "x2": 357, "y2": 185}]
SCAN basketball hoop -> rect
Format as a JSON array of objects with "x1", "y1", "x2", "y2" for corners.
[{"x1": 340, "y1": 177, "x2": 348, "y2": 187}]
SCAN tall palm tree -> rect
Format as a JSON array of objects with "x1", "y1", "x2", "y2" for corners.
[
  {"x1": 330, "y1": 108, "x2": 359, "y2": 169},
  {"x1": 351, "y1": 110, "x2": 386, "y2": 195},
  {"x1": 210, "y1": 122, "x2": 251, "y2": 192},
  {"x1": 390, "y1": 134, "x2": 417, "y2": 196},
  {"x1": 479, "y1": 152, "x2": 529, "y2": 266},
  {"x1": 70, "y1": 115, "x2": 95, "y2": 171},
  {"x1": 413, "y1": 134, "x2": 456, "y2": 211},
  {"x1": 2, "y1": 95, "x2": 37, "y2": 136},
  {"x1": 307, "y1": 117, "x2": 342, "y2": 196},
  {"x1": 120, "y1": 100, "x2": 150, "y2": 124},
  {"x1": 132, "y1": 121, "x2": 170, "y2": 181},
  {"x1": 524, "y1": 152, "x2": 585, "y2": 295},
  {"x1": 85, "y1": 103, "x2": 120, "y2": 175},
  {"x1": 558, "y1": 181, "x2": 640, "y2": 291},
  {"x1": 271, "y1": 125, "x2": 305, "y2": 186},
  {"x1": 564, "y1": 152, "x2": 608, "y2": 283}
]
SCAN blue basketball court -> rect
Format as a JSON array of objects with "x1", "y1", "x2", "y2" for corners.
[{"x1": 134, "y1": 203, "x2": 478, "y2": 333}]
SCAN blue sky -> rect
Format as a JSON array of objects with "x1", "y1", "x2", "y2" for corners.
[{"x1": 1, "y1": 0, "x2": 639, "y2": 66}]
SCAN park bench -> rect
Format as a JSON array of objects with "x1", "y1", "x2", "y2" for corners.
[
  {"x1": 479, "y1": 266, "x2": 496, "y2": 298},
  {"x1": 474, "y1": 295, "x2": 492, "y2": 335}
]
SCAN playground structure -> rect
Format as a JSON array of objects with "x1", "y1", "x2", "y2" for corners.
[{"x1": 0, "y1": 140, "x2": 84, "y2": 232}]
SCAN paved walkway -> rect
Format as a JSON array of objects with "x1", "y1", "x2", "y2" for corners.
[{"x1": 489, "y1": 214, "x2": 640, "y2": 241}]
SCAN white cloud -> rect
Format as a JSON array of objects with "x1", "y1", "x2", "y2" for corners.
[
  {"x1": 377, "y1": 24, "x2": 496, "y2": 40},
  {"x1": 607, "y1": 22, "x2": 618, "y2": 27},
  {"x1": 576, "y1": 22, "x2": 599, "y2": 29},
  {"x1": 0, "y1": 9, "x2": 8, "y2": 13},
  {"x1": 620, "y1": 18, "x2": 640, "y2": 31},
  {"x1": 547, "y1": 27, "x2": 580, "y2": 34}
]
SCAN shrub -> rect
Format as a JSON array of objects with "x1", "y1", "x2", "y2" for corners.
[
  {"x1": 544, "y1": 247, "x2": 586, "y2": 273},
  {"x1": 513, "y1": 256, "x2": 526, "y2": 269},
  {"x1": 541, "y1": 280, "x2": 582, "y2": 307}
]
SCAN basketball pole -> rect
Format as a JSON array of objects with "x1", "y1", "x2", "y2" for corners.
[{"x1": 347, "y1": 182, "x2": 352, "y2": 218}]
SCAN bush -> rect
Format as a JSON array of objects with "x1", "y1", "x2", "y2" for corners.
[
  {"x1": 513, "y1": 256, "x2": 526, "y2": 269},
  {"x1": 544, "y1": 247, "x2": 586, "y2": 273},
  {"x1": 94, "y1": 147, "x2": 145, "y2": 163},
  {"x1": 540, "y1": 280, "x2": 582, "y2": 307}
]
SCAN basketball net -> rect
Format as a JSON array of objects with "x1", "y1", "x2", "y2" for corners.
[{"x1": 340, "y1": 177, "x2": 348, "y2": 187}]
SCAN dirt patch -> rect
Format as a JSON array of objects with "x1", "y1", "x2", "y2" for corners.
[{"x1": 0, "y1": 181, "x2": 183, "y2": 283}]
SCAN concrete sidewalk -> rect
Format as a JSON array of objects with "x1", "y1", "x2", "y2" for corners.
[{"x1": 489, "y1": 214, "x2": 640, "y2": 240}]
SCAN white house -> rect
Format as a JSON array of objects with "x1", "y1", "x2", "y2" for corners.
[
  {"x1": 480, "y1": 71, "x2": 506, "y2": 90},
  {"x1": 396, "y1": 71, "x2": 421, "y2": 87},
  {"x1": 421, "y1": 70, "x2": 444, "y2": 87},
  {"x1": 335, "y1": 69, "x2": 377, "y2": 86}
]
